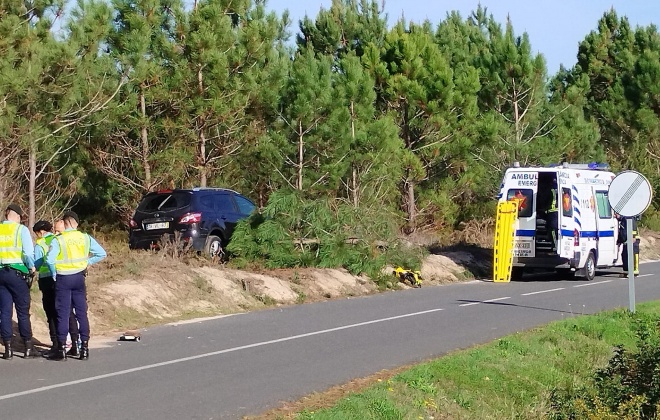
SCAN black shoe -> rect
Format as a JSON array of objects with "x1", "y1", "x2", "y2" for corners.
[
  {"x1": 66, "y1": 345, "x2": 79, "y2": 357},
  {"x1": 23, "y1": 339, "x2": 37, "y2": 358},
  {"x1": 48, "y1": 343, "x2": 66, "y2": 361},
  {"x1": 80, "y1": 341, "x2": 89, "y2": 360},
  {"x1": 42, "y1": 344, "x2": 57, "y2": 358},
  {"x1": 2, "y1": 341, "x2": 12, "y2": 360}
]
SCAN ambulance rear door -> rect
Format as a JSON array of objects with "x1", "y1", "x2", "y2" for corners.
[{"x1": 504, "y1": 170, "x2": 538, "y2": 258}]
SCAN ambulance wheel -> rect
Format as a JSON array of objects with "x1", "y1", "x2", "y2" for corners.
[{"x1": 584, "y1": 252, "x2": 596, "y2": 281}]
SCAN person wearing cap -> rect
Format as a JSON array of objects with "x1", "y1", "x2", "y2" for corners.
[
  {"x1": 33, "y1": 220, "x2": 80, "y2": 357},
  {"x1": 0, "y1": 203, "x2": 37, "y2": 359},
  {"x1": 45, "y1": 210, "x2": 106, "y2": 360}
]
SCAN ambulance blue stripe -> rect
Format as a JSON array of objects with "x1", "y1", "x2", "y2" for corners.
[
  {"x1": 573, "y1": 206, "x2": 581, "y2": 216},
  {"x1": 515, "y1": 230, "x2": 535, "y2": 237},
  {"x1": 572, "y1": 185, "x2": 579, "y2": 193},
  {"x1": 574, "y1": 217, "x2": 582, "y2": 227},
  {"x1": 559, "y1": 230, "x2": 615, "y2": 238},
  {"x1": 572, "y1": 195, "x2": 579, "y2": 203},
  {"x1": 581, "y1": 230, "x2": 615, "y2": 238}
]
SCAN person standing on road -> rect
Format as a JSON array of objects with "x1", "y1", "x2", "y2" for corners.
[
  {"x1": 0, "y1": 204, "x2": 37, "y2": 359},
  {"x1": 617, "y1": 214, "x2": 640, "y2": 277},
  {"x1": 46, "y1": 210, "x2": 106, "y2": 360},
  {"x1": 33, "y1": 220, "x2": 80, "y2": 357}
]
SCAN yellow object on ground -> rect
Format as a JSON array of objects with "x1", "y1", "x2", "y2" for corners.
[
  {"x1": 493, "y1": 200, "x2": 520, "y2": 282},
  {"x1": 393, "y1": 266, "x2": 422, "y2": 288}
]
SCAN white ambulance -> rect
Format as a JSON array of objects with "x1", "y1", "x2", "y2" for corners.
[{"x1": 497, "y1": 163, "x2": 622, "y2": 280}]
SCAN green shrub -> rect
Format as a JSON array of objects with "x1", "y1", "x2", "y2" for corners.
[
  {"x1": 227, "y1": 189, "x2": 421, "y2": 276},
  {"x1": 549, "y1": 312, "x2": 660, "y2": 419}
]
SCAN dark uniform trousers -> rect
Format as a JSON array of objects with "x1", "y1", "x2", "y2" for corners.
[
  {"x1": 622, "y1": 239, "x2": 641, "y2": 272},
  {"x1": 0, "y1": 267, "x2": 31, "y2": 342},
  {"x1": 39, "y1": 276, "x2": 79, "y2": 345},
  {"x1": 55, "y1": 271, "x2": 89, "y2": 343}
]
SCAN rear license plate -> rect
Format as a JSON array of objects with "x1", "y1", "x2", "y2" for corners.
[{"x1": 145, "y1": 222, "x2": 169, "y2": 230}]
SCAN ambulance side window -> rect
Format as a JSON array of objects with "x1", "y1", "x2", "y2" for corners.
[
  {"x1": 595, "y1": 191, "x2": 612, "y2": 219},
  {"x1": 506, "y1": 189, "x2": 533, "y2": 218},
  {"x1": 561, "y1": 188, "x2": 573, "y2": 217}
]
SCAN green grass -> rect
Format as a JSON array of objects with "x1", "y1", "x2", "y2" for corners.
[{"x1": 290, "y1": 302, "x2": 660, "y2": 420}]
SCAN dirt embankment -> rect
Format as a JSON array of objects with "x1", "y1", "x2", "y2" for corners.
[{"x1": 20, "y1": 229, "x2": 660, "y2": 348}]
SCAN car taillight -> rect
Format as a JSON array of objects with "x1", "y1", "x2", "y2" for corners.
[
  {"x1": 129, "y1": 219, "x2": 137, "y2": 228},
  {"x1": 573, "y1": 229, "x2": 579, "y2": 247},
  {"x1": 179, "y1": 212, "x2": 202, "y2": 224}
]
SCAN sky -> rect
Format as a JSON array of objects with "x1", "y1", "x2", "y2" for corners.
[{"x1": 264, "y1": 0, "x2": 660, "y2": 74}]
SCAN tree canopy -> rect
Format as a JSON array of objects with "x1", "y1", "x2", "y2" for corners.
[{"x1": 0, "y1": 1, "x2": 658, "y2": 239}]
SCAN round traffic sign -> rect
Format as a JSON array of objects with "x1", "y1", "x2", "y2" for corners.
[{"x1": 608, "y1": 170, "x2": 653, "y2": 217}]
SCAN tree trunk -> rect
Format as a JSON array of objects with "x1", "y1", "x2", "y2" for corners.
[
  {"x1": 402, "y1": 104, "x2": 416, "y2": 229},
  {"x1": 199, "y1": 130, "x2": 207, "y2": 187},
  {"x1": 197, "y1": 66, "x2": 207, "y2": 187},
  {"x1": 28, "y1": 142, "x2": 36, "y2": 228},
  {"x1": 513, "y1": 94, "x2": 520, "y2": 162},
  {"x1": 350, "y1": 100, "x2": 359, "y2": 207},
  {"x1": 139, "y1": 89, "x2": 152, "y2": 191},
  {"x1": 405, "y1": 175, "x2": 416, "y2": 229},
  {"x1": 297, "y1": 120, "x2": 303, "y2": 191}
]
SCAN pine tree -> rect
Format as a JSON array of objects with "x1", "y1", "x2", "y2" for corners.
[
  {"x1": 331, "y1": 53, "x2": 403, "y2": 210},
  {"x1": 104, "y1": 0, "x2": 185, "y2": 205},
  {"x1": 566, "y1": 10, "x2": 660, "y2": 210},
  {"x1": 297, "y1": 0, "x2": 387, "y2": 60},
  {"x1": 368, "y1": 21, "x2": 455, "y2": 230},
  {"x1": 0, "y1": 0, "x2": 119, "y2": 225}
]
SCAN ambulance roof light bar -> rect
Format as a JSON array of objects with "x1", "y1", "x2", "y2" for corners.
[{"x1": 553, "y1": 162, "x2": 611, "y2": 171}]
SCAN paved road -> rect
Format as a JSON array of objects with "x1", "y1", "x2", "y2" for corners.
[{"x1": 1, "y1": 261, "x2": 659, "y2": 419}]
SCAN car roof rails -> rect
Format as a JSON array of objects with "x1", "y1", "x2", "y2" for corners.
[{"x1": 191, "y1": 187, "x2": 240, "y2": 194}]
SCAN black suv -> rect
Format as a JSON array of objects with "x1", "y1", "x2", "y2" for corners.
[{"x1": 128, "y1": 188, "x2": 256, "y2": 257}]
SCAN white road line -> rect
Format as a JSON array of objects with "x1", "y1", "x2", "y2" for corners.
[
  {"x1": 0, "y1": 307, "x2": 445, "y2": 401},
  {"x1": 637, "y1": 274, "x2": 654, "y2": 278},
  {"x1": 573, "y1": 280, "x2": 613, "y2": 288},
  {"x1": 483, "y1": 296, "x2": 511, "y2": 303},
  {"x1": 459, "y1": 302, "x2": 480, "y2": 307},
  {"x1": 521, "y1": 288, "x2": 565, "y2": 296}
]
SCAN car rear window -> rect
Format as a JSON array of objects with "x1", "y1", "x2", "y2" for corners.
[{"x1": 138, "y1": 192, "x2": 191, "y2": 212}]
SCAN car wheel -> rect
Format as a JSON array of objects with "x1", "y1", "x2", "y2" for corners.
[
  {"x1": 205, "y1": 235, "x2": 225, "y2": 261},
  {"x1": 584, "y1": 251, "x2": 596, "y2": 281}
]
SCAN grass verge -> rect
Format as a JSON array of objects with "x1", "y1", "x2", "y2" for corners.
[{"x1": 249, "y1": 301, "x2": 660, "y2": 420}]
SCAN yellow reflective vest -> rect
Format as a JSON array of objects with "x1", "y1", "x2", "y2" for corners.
[
  {"x1": 0, "y1": 222, "x2": 26, "y2": 273},
  {"x1": 36, "y1": 233, "x2": 55, "y2": 278},
  {"x1": 54, "y1": 230, "x2": 91, "y2": 275}
]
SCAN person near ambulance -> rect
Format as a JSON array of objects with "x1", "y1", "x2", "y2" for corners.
[
  {"x1": 0, "y1": 203, "x2": 37, "y2": 359},
  {"x1": 617, "y1": 213, "x2": 640, "y2": 277},
  {"x1": 33, "y1": 220, "x2": 80, "y2": 358},
  {"x1": 546, "y1": 180, "x2": 559, "y2": 251},
  {"x1": 46, "y1": 210, "x2": 106, "y2": 360}
]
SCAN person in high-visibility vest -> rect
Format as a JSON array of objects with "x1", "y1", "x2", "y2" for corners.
[
  {"x1": 45, "y1": 210, "x2": 106, "y2": 360},
  {"x1": 547, "y1": 183, "x2": 559, "y2": 251},
  {"x1": 0, "y1": 203, "x2": 37, "y2": 359},
  {"x1": 33, "y1": 220, "x2": 80, "y2": 358}
]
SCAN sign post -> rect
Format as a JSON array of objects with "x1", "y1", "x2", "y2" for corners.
[{"x1": 608, "y1": 171, "x2": 653, "y2": 313}]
